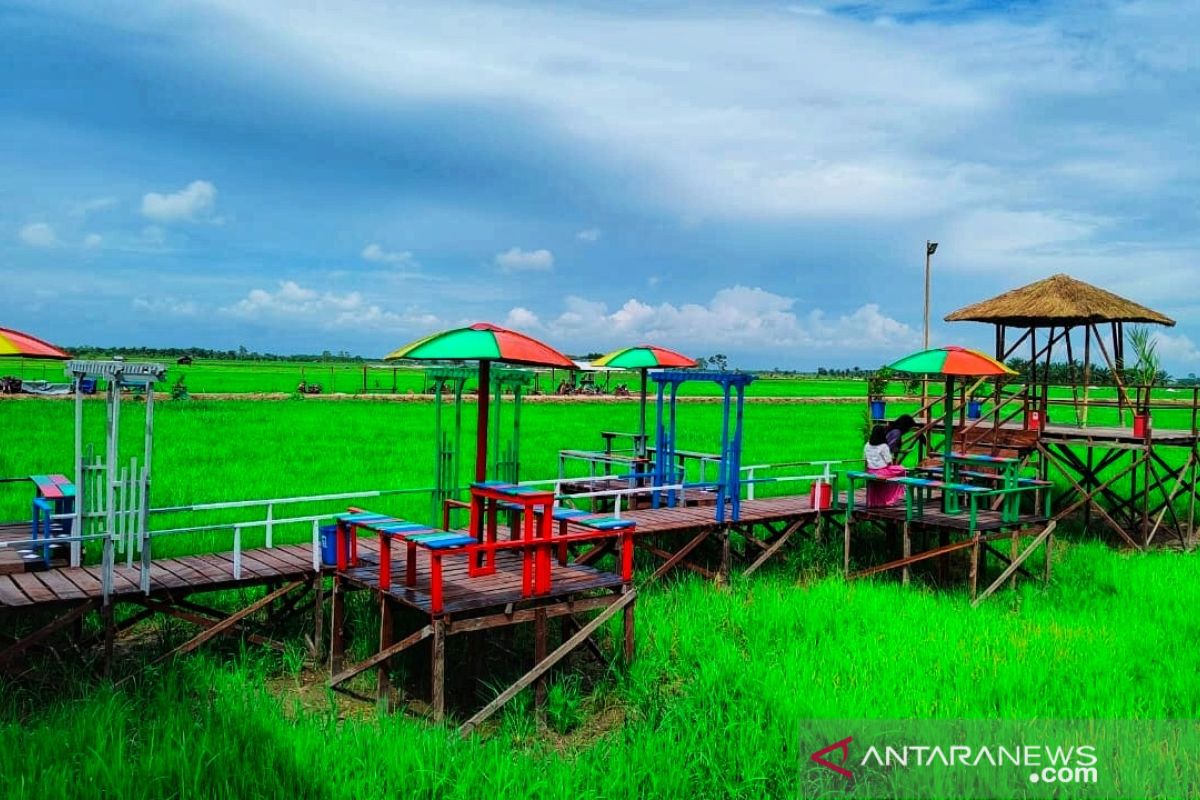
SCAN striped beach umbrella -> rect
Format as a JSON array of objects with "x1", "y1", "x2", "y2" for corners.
[
  {"x1": 593, "y1": 345, "x2": 697, "y2": 453},
  {"x1": 385, "y1": 323, "x2": 574, "y2": 482},
  {"x1": 0, "y1": 326, "x2": 71, "y2": 360}
]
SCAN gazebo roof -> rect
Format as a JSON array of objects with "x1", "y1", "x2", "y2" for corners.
[{"x1": 945, "y1": 273, "x2": 1174, "y2": 328}]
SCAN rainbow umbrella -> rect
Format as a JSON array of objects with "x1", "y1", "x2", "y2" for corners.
[
  {"x1": 385, "y1": 322, "x2": 574, "y2": 483},
  {"x1": 592, "y1": 345, "x2": 697, "y2": 453},
  {"x1": 889, "y1": 346, "x2": 1016, "y2": 506},
  {"x1": 0, "y1": 326, "x2": 71, "y2": 360}
]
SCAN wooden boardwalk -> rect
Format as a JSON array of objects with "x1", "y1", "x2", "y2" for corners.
[
  {"x1": 340, "y1": 549, "x2": 624, "y2": 616},
  {"x1": 0, "y1": 522, "x2": 68, "y2": 575},
  {"x1": 0, "y1": 538, "x2": 378, "y2": 611}
]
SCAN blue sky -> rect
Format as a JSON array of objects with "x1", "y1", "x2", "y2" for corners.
[{"x1": 2, "y1": 0, "x2": 1198, "y2": 371}]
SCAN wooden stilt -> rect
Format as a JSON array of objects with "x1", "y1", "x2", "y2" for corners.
[
  {"x1": 533, "y1": 608, "x2": 548, "y2": 710},
  {"x1": 718, "y1": 529, "x2": 731, "y2": 585},
  {"x1": 968, "y1": 536, "x2": 980, "y2": 600},
  {"x1": 1009, "y1": 530, "x2": 1019, "y2": 590},
  {"x1": 310, "y1": 577, "x2": 325, "y2": 661},
  {"x1": 330, "y1": 575, "x2": 346, "y2": 674},
  {"x1": 843, "y1": 516, "x2": 852, "y2": 575},
  {"x1": 377, "y1": 594, "x2": 394, "y2": 705},
  {"x1": 102, "y1": 602, "x2": 115, "y2": 677},
  {"x1": 431, "y1": 616, "x2": 446, "y2": 722},
  {"x1": 901, "y1": 522, "x2": 911, "y2": 586},
  {"x1": 622, "y1": 587, "x2": 636, "y2": 664}
]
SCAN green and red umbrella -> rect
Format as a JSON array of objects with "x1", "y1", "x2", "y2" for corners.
[
  {"x1": 385, "y1": 322, "x2": 574, "y2": 483},
  {"x1": 889, "y1": 346, "x2": 1016, "y2": 506},
  {"x1": 0, "y1": 326, "x2": 71, "y2": 360},
  {"x1": 592, "y1": 345, "x2": 697, "y2": 453},
  {"x1": 888, "y1": 346, "x2": 1010, "y2": 377}
]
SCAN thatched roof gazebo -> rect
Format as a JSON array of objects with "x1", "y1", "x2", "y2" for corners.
[
  {"x1": 946, "y1": 273, "x2": 1174, "y2": 329},
  {"x1": 946, "y1": 273, "x2": 1175, "y2": 419}
]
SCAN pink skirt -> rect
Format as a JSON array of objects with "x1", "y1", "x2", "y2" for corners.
[{"x1": 866, "y1": 465, "x2": 907, "y2": 507}]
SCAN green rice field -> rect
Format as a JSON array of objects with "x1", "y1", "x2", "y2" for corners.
[{"x1": 0, "y1": 397, "x2": 1198, "y2": 798}]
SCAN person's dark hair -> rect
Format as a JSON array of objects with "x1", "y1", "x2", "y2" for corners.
[
  {"x1": 868, "y1": 425, "x2": 888, "y2": 447},
  {"x1": 888, "y1": 414, "x2": 917, "y2": 434}
]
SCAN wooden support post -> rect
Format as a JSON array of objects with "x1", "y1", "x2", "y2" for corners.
[
  {"x1": 968, "y1": 536, "x2": 981, "y2": 601},
  {"x1": 310, "y1": 577, "x2": 325, "y2": 661},
  {"x1": 843, "y1": 515, "x2": 852, "y2": 575},
  {"x1": 0, "y1": 600, "x2": 98, "y2": 670},
  {"x1": 1009, "y1": 529, "x2": 1019, "y2": 590},
  {"x1": 330, "y1": 575, "x2": 346, "y2": 674},
  {"x1": 102, "y1": 602, "x2": 115, "y2": 677},
  {"x1": 648, "y1": 527, "x2": 713, "y2": 583},
  {"x1": 718, "y1": 528, "x2": 731, "y2": 586},
  {"x1": 459, "y1": 590, "x2": 636, "y2": 736},
  {"x1": 146, "y1": 581, "x2": 303, "y2": 666},
  {"x1": 533, "y1": 608, "x2": 548, "y2": 710},
  {"x1": 622, "y1": 587, "x2": 636, "y2": 664},
  {"x1": 328, "y1": 625, "x2": 432, "y2": 688},
  {"x1": 974, "y1": 523, "x2": 1057, "y2": 607},
  {"x1": 744, "y1": 518, "x2": 806, "y2": 577},
  {"x1": 377, "y1": 594, "x2": 394, "y2": 705},
  {"x1": 431, "y1": 616, "x2": 446, "y2": 722},
  {"x1": 901, "y1": 522, "x2": 911, "y2": 586}
]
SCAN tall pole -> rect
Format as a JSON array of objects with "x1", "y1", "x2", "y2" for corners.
[
  {"x1": 923, "y1": 240, "x2": 937, "y2": 349},
  {"x1": 922, "y1": 241, "x2": 938, "y2": 418}
]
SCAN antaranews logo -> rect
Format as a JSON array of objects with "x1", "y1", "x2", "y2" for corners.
[
  {"x1": 808, "y1": 731, "x2": 1100, "y2": 791},
  {"x1": 810, "y1": 736, "x2": 854, "y2": 780}
]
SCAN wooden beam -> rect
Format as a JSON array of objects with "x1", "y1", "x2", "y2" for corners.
[
  {"x1": 130, "y1": 597, "x2": 284, "y2": 651},
  {"x1": 647, "y1": 527, "x2": 715, "y2": 582},
  {"x1": 459, "y1": 589, "x2": 637, "y2": 736},
  {"x1": 0, "y1": 600, "x2": 98, "y2": 668},
  {"x1": 148, "y1": 580, "x2": 304, "y2": 665},
  {"x1": 445, "y1": 594, "x2": 616, "y2": 635},
  {"x1": 972, "y1": 522, "x2": 1056, "y2": 607},
  {"x1": 328, "y1": 624, "x2": 433, "y2": 689},
  {"x1": 743, "y1": 518, "x2": 807, "y2": 576},
  {"x1": 848, "y1": 537, "x2": 982, "y2": 580}
]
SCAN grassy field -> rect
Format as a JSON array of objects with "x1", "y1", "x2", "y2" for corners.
[
  {"x1": 0, "y1": 398, "x2": 1198, "y2": 798},
  {"x1": 7, "y1": 357, "x2": 890, "y2": 397}
]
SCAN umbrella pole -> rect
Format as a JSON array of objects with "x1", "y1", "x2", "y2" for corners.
[
  {"x1": 476, "y1": 360, "x2": 491, "y2": 484},
  {"x1": 639, "y1": 368, "x2": 648, "y2": 457},
  {"x1": 943, "y1": 376, "x2": 954, "y2": 513}
]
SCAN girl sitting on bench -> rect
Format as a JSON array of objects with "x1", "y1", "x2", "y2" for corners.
[{"x1": 864, "y1": 425, "x2": 906, "y2": 506}]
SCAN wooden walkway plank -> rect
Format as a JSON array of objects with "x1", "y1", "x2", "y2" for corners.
[{"x1": 0, "y1": 576, "x2": 32, "y2": 607}]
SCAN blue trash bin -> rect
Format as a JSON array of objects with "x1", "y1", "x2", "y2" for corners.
[{"x1": 319, "y1": 524, "x2": 346, "y2": 566}]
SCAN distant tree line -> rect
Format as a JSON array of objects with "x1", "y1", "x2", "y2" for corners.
[{"x1": 64, "y1": 345, "x2": 369, "y2": 363}]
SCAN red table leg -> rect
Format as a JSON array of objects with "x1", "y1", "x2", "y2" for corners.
[
  {"x1": 621, "y1": 530, "x2": 634, "y2": 582},
  {"x1": 430, "y1": 552, "x2": 444, "y2": 614},
  {"x1": 336, "y1": 520, "x2": 348, "y2": 571},
  {"x1": 406, "y1": 541, "x2": 417, "y2": 587},
  {"x1": 557, "y1": 519, "x2": 569, "y2": 565},
  {"x1": 379, "y1": 532, "x2": 391, "y2": 591}
]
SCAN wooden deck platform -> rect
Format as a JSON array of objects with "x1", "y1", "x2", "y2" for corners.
[
  {"x1": 0, "y1": 522, "x2": 68, "y2": 575},
  {"x1": 340, "y1": 549, "x2": 625, "y2": 616},
  {"x1": 0, "y1": 538, "x2": 374, "y2": 611},
  {"x1": 851, "y1": 505, "x2": 1048, "y2": 532},
  {"x1": 946, "y1": 418, "x2": 1199, "y2": 449}
]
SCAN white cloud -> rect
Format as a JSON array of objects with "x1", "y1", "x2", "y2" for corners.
[
  {"x1": 361, "y1": 243, "x2": 415, "y2": 265},
  {"x1": 141, "y1": 180, "x2": 218, "y2": 223},
  {"x1": 83, "y1": 233, "x2": 103, "y2": 249},
  {"x1": 221, "y1": 280, "x2": 438, "y2": 332},
  {"x1": 132, "y1": 296, "x2": 198, "y2": 316},
  {"x1": 504, "y1": 306, "x2": 540, "y2": 329},
  {"x1": 18, "y1": 223, "x2": 58, "y2": 248},
  {"x1": 576, "y1": 228, "x2": 601, "y2": 243},
  {"x1": 519, "y1": 285, "x2": 917, "y2": 357},
  {"x1": 495, "y1": 246, "x2": 554, "y2": 272},
  {"x1": 71, "y1": 196, "x2": 119, "y2": 217},
  {"x1": 1153, "y1": 332, "x2": 1200, "y2": 367}
]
